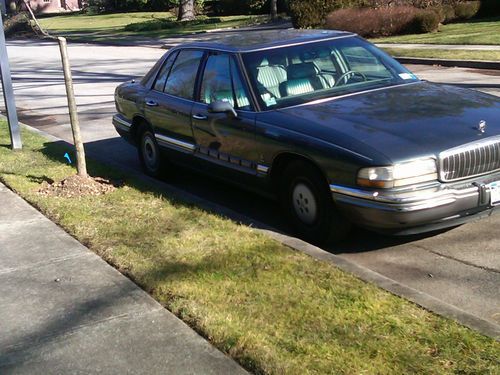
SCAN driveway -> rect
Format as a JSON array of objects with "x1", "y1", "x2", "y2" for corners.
[{"x1": 2, "y1": 39, "x2": 500, "y2": 331}]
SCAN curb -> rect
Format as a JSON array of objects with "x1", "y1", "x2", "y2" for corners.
[
  {"x1": 10, "y1": 120, "x2": 500, "y2": 342},
  {"x1": 395, "y1": 57, "x2": 500, "y2": 70}
]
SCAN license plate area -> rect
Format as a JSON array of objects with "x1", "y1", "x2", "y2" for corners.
[{"x1": 488, "y1": 181, "x2": 500, "y2": 206}]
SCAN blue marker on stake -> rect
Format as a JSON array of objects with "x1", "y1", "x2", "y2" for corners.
[{"x1": 64, "y1": 153, "x2": 72, "y2": 164}]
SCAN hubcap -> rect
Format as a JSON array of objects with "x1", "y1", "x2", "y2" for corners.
[
  {"x1": 142, "y1": 134, "x2": 158, "y2": 170},
  {"x1": 292, "y1": 182, "x2": 318, "y2": 225}
]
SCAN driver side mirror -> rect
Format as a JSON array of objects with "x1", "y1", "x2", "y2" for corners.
[{"x1": 208, "y1": 100, "x2": 238, "y2": 118}]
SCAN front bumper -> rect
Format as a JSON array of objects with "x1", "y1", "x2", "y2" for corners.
[{"x1": 331, "y1": 174, "x2": 500, "y2": 235}]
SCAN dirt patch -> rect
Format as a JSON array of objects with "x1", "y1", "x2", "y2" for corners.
[{"x1": 38, "y1": 174, "x2": 119, "y2": 198}]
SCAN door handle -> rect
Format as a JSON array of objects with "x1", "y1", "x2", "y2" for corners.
[
  {"x1": 192, "y1": 114, "x2": 208, "y2": 121},
  {"x1": 146, "y1": 100, "x2": 158, "y2": 107}
]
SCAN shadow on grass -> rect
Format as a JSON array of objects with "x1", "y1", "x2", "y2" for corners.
[{"x1": 31, "y1": 137, "x2": 450, "y2": 256}]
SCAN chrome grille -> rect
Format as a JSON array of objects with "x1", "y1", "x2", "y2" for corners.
[{"x1": 439, "y1": 136, "x2": 500, "y2": 182}]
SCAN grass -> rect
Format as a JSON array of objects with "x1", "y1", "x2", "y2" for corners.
[
  {"x1": 371, "y1": 17, "x2": 500, "y2": 45},
  {"x1": 1, "y1": 122, "x2": 499, "y2": 374},
  {"x1": 37, "y1": 12, "x2": 269, "y2": 41},
  {"x1": 382, "y1": 47, "x2": 500, "y2": 61}
]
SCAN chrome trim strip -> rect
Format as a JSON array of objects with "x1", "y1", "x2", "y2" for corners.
[
  {"x1": 113, "y1": 115, "x2": 132, "y2": 128},
  {"x1": 330, "y1": 184, "x2": 479, "y2": 212},
  {"x1": 155, "y1": 134, "x2": 196, "y2": 152},
  {"x1": 257, "y1": 164, "x2": 269, "y2": 174}
]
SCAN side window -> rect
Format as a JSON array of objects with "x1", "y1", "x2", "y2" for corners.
[
  {"x1": 153, "y1": 51, "x2": 178, "y2": 92},
  {"x1": 164, "y1": 49, "x2": 204, "y2": 100},
  {"x1": 200, "y1": 54, "x2": 251, "y2": 110},
  {"x1": 339, "y1": 46, "x2": 390, "y2": 78}
]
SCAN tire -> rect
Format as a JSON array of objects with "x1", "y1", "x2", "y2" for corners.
[
  {"x1": 138, "y1": 128, "x2": 163, "y2": 178},
  {"x1": 280, "y1": 161, "x2": 351, "y2": 245}
]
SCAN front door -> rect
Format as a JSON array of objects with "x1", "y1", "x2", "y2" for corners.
[{"x1": 191, "y1": 52, "x2": 257, "y2": 172}]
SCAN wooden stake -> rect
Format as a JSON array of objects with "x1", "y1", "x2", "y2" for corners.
[{"x1": 58, "y1": 37, "x2": 87, "y2": 178}]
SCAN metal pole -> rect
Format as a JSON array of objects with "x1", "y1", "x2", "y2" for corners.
[
  {"x1": 0, "y1": 11, "x2": 22, "y2": 150},
  {"x1": 58, "y1": 36, "x2": 87, "y2": 177}
]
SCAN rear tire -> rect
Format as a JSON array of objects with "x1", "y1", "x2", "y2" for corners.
[
  {"x1": 138, "y1": 128, "x2": 163, "y2": 178},
  {"x1": 280, "y1": 161, "x2": 351, "y2": 245}
]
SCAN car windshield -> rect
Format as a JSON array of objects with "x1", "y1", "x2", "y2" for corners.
[{"x1": 241, "y1": 36, "x2": 419, "y2": 110}]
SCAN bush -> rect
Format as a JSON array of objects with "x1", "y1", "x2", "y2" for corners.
[
  {"x1": 409, "y1": 9, "x2": 441, "y2": 32},
  {"x1": 2, "y1": 12, "x2": 32, "y2": 37},
  {"x1": 453, "y1": 1, "x2": 480, "y2": 20},
  {"x1": 325, "y1": 6, "x2": 440, "y2": 37},
  {"x1": 124, "y1": 16, "x2": 222, "y2": 32},
  {"x1": 288, "y1": 0, "x2": 339, "y2": 28}
]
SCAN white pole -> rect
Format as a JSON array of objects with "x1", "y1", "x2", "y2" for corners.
[{"x1": 0, "y1": 10, "x2": 22, "y2": 150}]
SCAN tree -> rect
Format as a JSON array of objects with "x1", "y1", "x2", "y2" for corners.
[
  {"x1": 270, "y1": 0, "x2": 277, "y2": 20},
  {"x1": 178, "y1": 0, "x2": 195, "y2": 21}
]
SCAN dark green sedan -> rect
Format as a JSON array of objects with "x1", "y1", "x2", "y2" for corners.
[{"x1": 113, "y1": 29, "x2": 500, "y2": 244}]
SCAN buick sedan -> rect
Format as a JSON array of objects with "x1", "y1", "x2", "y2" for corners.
[{"x1": 113, "y1": 30, "x2": 500, "y2": 244}]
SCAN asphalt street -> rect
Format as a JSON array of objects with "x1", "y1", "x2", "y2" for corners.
[{"x1": 2, "y1": 39, "x2": 499, "y2": 331}]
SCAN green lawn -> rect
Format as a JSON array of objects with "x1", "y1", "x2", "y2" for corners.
[
  {"x1": 1, "y1": 122, "x2": 499, "y2": 374},
  {"x1": 372, "y1": 17, "x2": 500, "y2": 45},
  {"x1": 38, "y1": 12, "x2": 269, "y2": 42},
  {"x1": 383, "y1": 47, "x2": 500, "y2": 61}
]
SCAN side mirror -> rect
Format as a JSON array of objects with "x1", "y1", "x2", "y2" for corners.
[{"x1": 208, "y1": 100, "x2": 237, "y2": 118}]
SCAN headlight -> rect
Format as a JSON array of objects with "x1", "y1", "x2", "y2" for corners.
[{"x1": 357, "y1": 158, "x2": 437, "y2": 188}]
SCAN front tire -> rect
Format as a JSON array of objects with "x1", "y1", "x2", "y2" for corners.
[
  {"x1": 280, "y1": 161, "x2": 351, "y2": 245},
  {"x1": 138, "y1": 129, "x2": 163, "y2": 177}
]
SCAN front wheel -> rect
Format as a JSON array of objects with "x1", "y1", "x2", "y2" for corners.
[
  {"x1": 138, "y1": 129, "x2": 163, "y2": 177},
  {"x1": 280, "y1": 161, "x2": 351, "y2": 245}
]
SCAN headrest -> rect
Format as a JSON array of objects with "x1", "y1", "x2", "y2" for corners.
[
  {"x1": 288, "y1": 63, "x2": 319, "y2": 80},
  {"x1": 258, "y1": 58, "x2": 269, "y2": 67}
]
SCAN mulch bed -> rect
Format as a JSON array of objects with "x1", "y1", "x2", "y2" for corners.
[{"x1": 38, "y1": 174, "x2": 119, "y2": 198}]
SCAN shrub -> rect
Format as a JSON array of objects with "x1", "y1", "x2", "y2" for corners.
[
  {"x1": 409, "y1": 9, "x2": 441, "y2": 32},
  {"x1": 441, "y1": 4, "x2": 456, "y2": 23},
  {"x1": 325, "y1": 6, "x2": 440, "y2": 37},
  {"x1": 453, "y1": 1, "x2": 480, "y2": 20},
  {"x1": 2, "y1": 12, "x2": 32, "y2": 37},
  {"x1": 123, "y1": 16, "x2": 222, "y2": 32}
]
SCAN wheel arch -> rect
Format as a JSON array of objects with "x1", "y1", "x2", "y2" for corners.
[
  {"x1": 130, "y1": 115, "x2": 153, "y2": 144},
  {"x1": 270, "y1": 152, "x2": 331, "y2": 192}
]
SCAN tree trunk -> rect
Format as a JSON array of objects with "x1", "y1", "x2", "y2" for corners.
[
  {"x1": 178, "y1": 0, "x2": 195, "y2": 22},
  {"x1": 270, "y1": 0, "x2": 277, "y2": 20}
]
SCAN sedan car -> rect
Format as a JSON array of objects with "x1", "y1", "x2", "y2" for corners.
[{"x1": 113, "y1": 29, "x2": 500, "y2": 244}]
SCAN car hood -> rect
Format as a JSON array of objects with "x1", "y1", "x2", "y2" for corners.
[{"x1": 275, "y1": 82, "x2": 500, "y2": 163}]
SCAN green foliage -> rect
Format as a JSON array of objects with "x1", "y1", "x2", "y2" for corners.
[
  {"x1": 453, "y1": 0, "x2": 481, "y2": 20},
  {"x1": 409, "y1": 9, "x2": 441, "y2": 32},
  {"x1": 124, "y1": 15, "x2": 221, "y2": 31},
  {"x1": 2, "y1": 12, "x2": 31, "y2": 36}
]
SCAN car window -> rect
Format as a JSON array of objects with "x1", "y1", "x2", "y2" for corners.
[
  {"x1": 200, "y1": 53, "x2": 251, "y2": 110},
  {"x1": 242, "y1": 37, "x2": 419, "y2": 110},
  {"x1": 153, "y1": 51, "x2": 178, "y2": 92},
  {"x1": 164, "y1": 49, "x2": 204, "y2": 100}
]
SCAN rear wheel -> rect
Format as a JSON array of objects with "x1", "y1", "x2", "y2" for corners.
[
  {"x1": 280, "y1": 161, "x2": 351, "y2": 245},
  {"x1": 138, "y1": 128, "x2": 163, "y2": 177}
]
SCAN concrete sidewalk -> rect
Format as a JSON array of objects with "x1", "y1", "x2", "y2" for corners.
[{"x1": 0, "y1": 183, "x2": 247, "y2": 374}]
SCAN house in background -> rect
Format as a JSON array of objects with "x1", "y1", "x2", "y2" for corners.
[{"x1": 20, "y1": 0, "x2": 83, "y2": 14}]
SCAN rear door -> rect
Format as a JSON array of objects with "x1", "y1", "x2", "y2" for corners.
[
  {"x1": 144, "y1": 49, "x2": 205, "y2": 153},
  {"x1": 191, "y1": 52, "x2": 257, "y2": 173}
]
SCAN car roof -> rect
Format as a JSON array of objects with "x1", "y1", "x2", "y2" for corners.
[{"x1": 179, "y1": 29, "x2": 356, "y2": 53}]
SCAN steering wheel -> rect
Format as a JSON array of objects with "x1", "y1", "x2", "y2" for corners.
[{"x1": 334, "y1": 71, "x2": 367, "y2": 86}]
